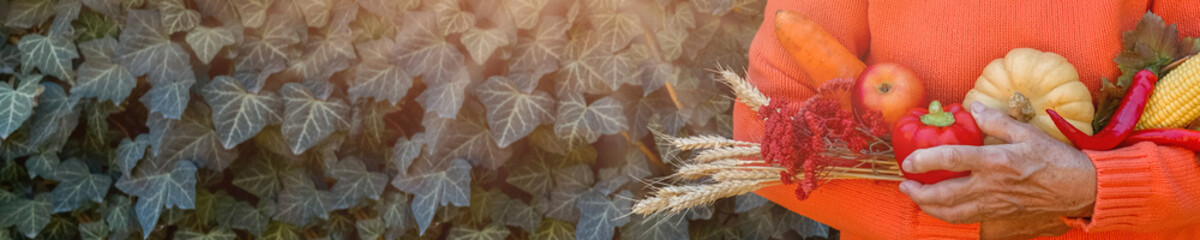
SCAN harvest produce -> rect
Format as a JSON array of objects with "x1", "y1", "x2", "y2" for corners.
[
  {"x1": 1136, "y1": 56, "x2": 1200, "y2": 130},
  {"x1": 1047, "y1": 70, "x2": 1158, "y2": 150},
  {"x1": 854, "y1": 63, "x2": 928, "y2": 127},
  {"x1": 775, "y1": 10, "x2": 866, "y2": 87},
  {"x1": 1119, "y1": 129, "x2": 1200, "y2": 152},
  {"x1": 892, "y1": 101, "x2": 983, "y2": 184},
  {"x1": 962, "y1": 48, "x2": 1094, "y2": 143}
]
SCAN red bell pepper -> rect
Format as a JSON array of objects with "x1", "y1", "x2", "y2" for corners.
[{"x1": 892, "y1": 101, "x2": 985, "y2": 184}]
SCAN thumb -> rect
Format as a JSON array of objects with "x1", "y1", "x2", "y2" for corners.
[{"x1": 970, "y1": 102, "x2": 1040, "y2": 143}]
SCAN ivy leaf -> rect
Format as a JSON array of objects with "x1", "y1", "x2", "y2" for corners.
[
  {"x1": 356, "y1": 217, "x2": 385, "y2": 240},
  {"x1": 115, "y1": 135, "x2": 150, "y2": 176},
  {"x1": 589, "y1": 10, "x2": 642, "y2": 52},
  {"x1": 462, "y1": 27, "x2": 511, "y2": 65},
  {"x1": 390, "y1": 133, "x2": 424, "y2": 172},
  {"x1": 374, "y1": 192, "x2": 412, "y2": 234},
  {"x1": 117, "y1": 9, "x2": 191, "y2": 85},
  {"x1": 783, "y1": 212, "x2": 829, "y2": 238},
  {"x1": 232, "y1": 153, "x2": 291, "y2": 198},
  {"x1": 159, "y1": 0, "x2": 199, "y2": 33},
  {"x1": 433, "y1": 0, "x2": 474, "y2": 35},
  {"x1": 510, "y1": 16, "x2": 569, "y2": 72},
  {"x1": 176, "y1": 228, "x2": 236, "y2": 240},
  {"x1": 0, "y1": 45, "x2": 18, "y2": 74},
  {"x1": 186, "y1": 26, "x2": 236, "y2": 65},
  {"x1": 273, "y1": 176, "x2": 335, "y2": 226},
  {"x1": 657, "y1": 25, "x2": 688, "y2": 62},
  {"x1": 200, "y1": 76, "x2": 283, "y2": 149},
  {"x1": 17, "y1": 33, "x2": 77, "y2": 81},
  {"x1": 81, "y1": 0, "x2": 120, "y2": 17},
  {"x1": 448, "y1": 224, "x2": 510, "y2": 240},
  {"x1": 5, "y1": 0, "x2": 56, "y2": 28},
  {"x1": 213, "y1": 195, "x2": 268, "y2": 237},
  {"x1": 100, "y1": 195, "x2": 137, "y2": 236},
  {"x1": 542, "y1": 164, "x2": 594, "y2": 222},
  {"x1": 114, "y1": 160, "x2": 198, "y2": 238},
  {"x1": 0, "y1": 194, "x2": 51, "y2": 238},
  {"x1": 575, "y1": 189, "x2": 631, "y2": 240},
  {"x1": 392, "y1": 158, "x2": 471, "y2": 235},
  {"x1": 348, "y1": 39, "x2": 411, "y2": 105},
  {"x1": 506, "y1": 150, "x2": 564, "y2": 196},
  {"x1": 394, "y1": 11, "x2": 468, "y2": 85},
  {"x1": 74, "y1": 37, "x2": 136, "y2": 104},
  {"x1": 49, "y1": 158, "x2": 112, "y2": 212},
  {"x1": 494, "y1": 0, "x2": 548, "y2": 30},
  {"x1": 26, "y1": 82, "x2": 75, "y2": 150},
  {"x1": 25, "y1": 151, "x2": 57, "y2": 179},
  {"x1": 475, "y1": 76, "x2": 555, "y2": 148},
  {"x1": 735, "y1": 193, "x2": 768, "y2": 213},
  {"x1": 281, "y1": 83, "x2": 351, "y2": 155},
  {"x1": 737, "y1": 205, "x2": 778, "y2": 240},
  {"x1": 297, "y1": 0, "x2": 331, "y2": 27},
  {"x1": 622, "y1": 213, "x2": 688, "y2": 240},
  {"x1": 330, "y1": 157, "x2": 388, "y2": 209},
  {"x1": 237, "y1": 14, "x2": 302, "y2": 71},
  {"x1": 261, "y1": 222, "x2": 301, "y2": 240},
  {"x1": 503, "y1": 198, "x2": 542, "y2": 233},
  {"x1": 430, "y1": 102, "x2": 513, "y2": 170},
  {"x1": 554, "y1": 94, "x2": 628, "y2": 145},
  {"x1": 292, "y1": 30, "x2": 356, "y2": 84},
  {"x1": 415, "y1": 70, "x2": 470, "y2": 119},
  {"x1": 0, "y1": 75, "x2": 43, "y2": 139},
  {"x1": 533, "y1": 219, "x2": 575, "y2": 240},
  {"x1": 151, "y1": 103, "x2": 238, "y2": 170},
  {"x1": 78, "y1": 221, "x2": 108, "y2": 240},
  {"x1": 231, "y1": 0, "x2": 272, "y2": 28},
  {"x1": 138, "y1": 72, "x2": 195, "y2": 119}
]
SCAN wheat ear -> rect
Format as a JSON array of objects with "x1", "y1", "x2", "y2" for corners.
[{"x1": 715, "y1": 69, "x2": 769, "y2": 111}]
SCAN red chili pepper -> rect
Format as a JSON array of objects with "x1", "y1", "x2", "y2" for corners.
[
  {"x1": 892, "y1": 101, "x2": 984, "y2": 184},
  {"x1": 1118, "y1": 129, "x2": 1200, "y2": 152},
  {"x1": 1047, "y1": 70, "x2": 1158, "y2": 150}
]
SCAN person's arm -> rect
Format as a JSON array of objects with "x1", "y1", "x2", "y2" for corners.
[
  {"x1": 736, "y1": 0, "x2": 981, "y2": 239},
  {"x1": 1063, "y1": 143, "x2": 1200, "y2": 232}
]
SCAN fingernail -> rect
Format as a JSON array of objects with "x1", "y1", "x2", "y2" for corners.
[
  {"x1": 971, "y1": 102, "x2": 985, "y2": 113},
  {"x1": 902, "y1": 155, "x2": 914, "y2": 172},
  {"x1": 899, "y1": 181, "x2": 916, "y2": 194}
]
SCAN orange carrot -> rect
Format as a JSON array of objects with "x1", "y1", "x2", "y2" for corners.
[{"x1": 774, "y1": 10, "x2": 866, "y2": 87}]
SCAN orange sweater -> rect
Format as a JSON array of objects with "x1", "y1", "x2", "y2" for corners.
[{"x1": 735, "y1": 0, "x2": 1200, "y2": 239}]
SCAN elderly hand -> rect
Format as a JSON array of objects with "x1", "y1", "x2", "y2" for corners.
[{"x1": 898, "y1": 102, "x2": 1097, "y2": 230}]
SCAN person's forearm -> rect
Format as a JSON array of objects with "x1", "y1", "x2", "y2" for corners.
[{"x1": 1067, "y1": 142, "x2": 1200, "y2": 232}]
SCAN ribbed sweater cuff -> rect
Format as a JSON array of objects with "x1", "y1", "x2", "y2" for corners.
[
  {"x1": 1065, "y1": 142, "x2": 1158, "y2": 232},
  {"x1": 914, "y1": 211, "x2": 980, "y2": 239}
]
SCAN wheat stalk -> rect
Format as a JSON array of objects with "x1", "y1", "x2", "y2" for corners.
[
  {"x1": 716, "y1": 69, "x2": 769, "y2": 111},
  {"x1": 692, "y1": 146, "x2": 760, "y2": 163},
  {"x1": 669, "y1": 135, "x2": 758, "y2": 150},
  {"x1": 666, "y1": 180, "x2": 770, "y2": 212},
  {"x1": 712, "y1": 169, "x2": 779, "y2": 181}
]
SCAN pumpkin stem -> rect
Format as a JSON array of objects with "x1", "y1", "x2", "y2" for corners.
[
  {"x1": 1008, "y1": 92, "x2": 1035, "y2": 122},
  {"x1": 921, "y1": 101, "x2": 956, "y2": 127}
]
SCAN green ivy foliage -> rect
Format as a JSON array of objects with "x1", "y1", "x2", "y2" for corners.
[{"x1": 0, "y1": 0, "x2": 836, "y2": 239}]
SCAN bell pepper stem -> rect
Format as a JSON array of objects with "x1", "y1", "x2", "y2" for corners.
[{"x1": 920, "y1": 101, "x2": 956, "y2": 127}]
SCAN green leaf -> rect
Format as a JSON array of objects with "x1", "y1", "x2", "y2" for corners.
[
  {"x1": 301, "y1": 0, "x2": 335, "y2": 28},
  {"x1": 281, "y1": 83, "x2": 351, "y2": 155},
  {"x1": 273, "y1": 176, "x2": 335, "y2": 225},
  {"x1": 622, "y1": 213, "x2": 688, "y2": 240},
  {"x1": 557, "y1": 34, "x2": 640, "y2": 94},
  {"x1": 186, "y1": 26, "x2": 236, "y2": 65},
  {"x1": 390, "y1": 133, "x2": 423, "y2": 173},
  {"x1": 78, "y1": 221, "x2": 108, "y2": 240},
  {"x1": 231, "y1": 0, "x2": 272, "y2": 28},
  {"x1": 505, "y1": 150, "x2": 565, "y2": 196},
  {"x1": 151, "y1": 103, "x2": 239, "y2": 170},
  {"x1": 330, "y1": 157, "x2": 388, "y2": 209},
  {"x1": 99, "y1": 195, "x2": 137, "y2": 236},
  {"x1": 25, "y1": 151, "x2": 58, "y2": 180},
  {"x1": 261, "y1": 222, "x2": 301, "y2": 240},
  {"x1": 175, "y1": 228, "x2": 235, "y2": 240},
  {"x1": 475, "y1": 76, "x2": 555, "y2": 148},
  {"x1": 38, "y1": 215, "x2": 76, "y2": 240},
  {"x1": 491, "y1": 0, "x2": 548, "y2": 30},
  {"x1": 533, "y1": 219, "x2": 574, "y2": 240},
  {"x1": 292, "y1": 30, "x2": 356, "y2": 83},
  {"x1": 5, "y1": 0, "x2": 56, "y2": 28},
  {"x1": 213, "y1": 194, "x2": 268, "y2": 237},
  {"x1": 49, "y1": 158, "x2": 112, "y2": 212},
  {"x1": 117, "y1": 9, "x2": 192, "y2": 85},
  {"x1": 575, "y1": 189, "x2": 631, "y2": 240},
  {"x1": 17, "y1": 33, "x2": 77, "y2": 81},
  {"x1": 74, "y1": 37, "x2": 136, "y2": 104},
  {"x1": 735, "y1": 193, "x2": 768, "y2": 213},
  {"x1": 138, "y1": 72, "x2": 195, "y2": 119},
  {"x1": 554, "y1": 94, "x2": 628, "y2": 145},
  {"x1": 352, "y1": 217, "x2": 383, "y2": 239},
  {"x1": 433, "y1": 0, "x2": 474, "y2": 35},
  {"x1": 657, "y1": 25, "x2": 688, "y2": 62},
  {"x1": 589, "y1": 10, "x2": 642, "y2": 52},
  {"x1": 392, "y1": 158, "x2": 471, "y2": 235},
  {"x1": 503, "y1": 198, "x2": 541, "y2": 233},
  {"x1": 81, "y1": 0, "x2": 120, "y2": 16},
  {"x1": 429, "y1": 102, "x2": 512, "y2": 170},
  {"x1": 237, "y1": 14, "x2": 302, "y2": 71},
  {"x1": 736, "y1": 205, "x2": 777, "y2": 240},
  {"x1": 394, "y1": 11, "x2": 468, "y2": 85},
  {"x1": 542, "y1": 164, "x2": 593, "y2": 222},
  {"x1": 0, "y1": 194, "x2": 51, "y2": 238},
  {"x1": 200, "y1": 76, "x2": 283, "y2": 149},
  {"x1": 374, "y1": 192, "x2": 412, "y2": 234},
  {"x1": 461, "y1": 27, "x2": 511, "y2": 65},
  {"x1": 782, "y1": 211, "x2": 829, "y2": 238},
  {"x1": 232, "y1": 152, "x2": 291, "y2": 198},
  {"x1": 510, "y1": 16, "x2": 569, "y2": 72},
  {"x1": 26, "y1": 82, "x2": 76, "y2": 151},
  {"x1": 0, "y1": 45, "x2": 18, "y2": 74},
  {"x1": 448, "y1": 224, "x2": 510, "y2": 240},
  {"x1": 115, "y1": 135, "x2": 150, "y2": 176},
  {"x1": 158, "y1": 0, "x2": 199, "y2": 33},
  {"x1": 415, "y1": 70, "x2": 470, "y2": 119},
  {"x1": 348, "y1": 39, "x2": 411, "y2": 105},
  {"x1": 114, "y1": 160, "x2": 198, "y2": 238},
  {"x1": 47, "y1": 0, "x2": 81, "y2": 36},
  {"x1": 0, "y1": 75, "x2": 43, "y2": 139}
]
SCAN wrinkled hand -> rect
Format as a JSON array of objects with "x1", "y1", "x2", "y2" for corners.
[{"x1": 898, "y1": 103, "x2": 1096, "y2": 228}]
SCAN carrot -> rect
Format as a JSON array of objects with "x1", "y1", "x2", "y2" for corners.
[{"x1": 774, "y1": 10, "x2": 866, "y2": 87}]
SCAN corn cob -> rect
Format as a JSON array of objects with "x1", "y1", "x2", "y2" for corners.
[{"x1": 1136, "y1": 56, "x2": 1200, "y2": 130}]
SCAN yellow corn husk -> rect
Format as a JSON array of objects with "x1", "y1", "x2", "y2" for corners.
[{"x1": 1137, "y1": 57, "x2": 1200, "y2": 130}]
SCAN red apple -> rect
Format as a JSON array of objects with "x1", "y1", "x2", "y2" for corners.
[{"x1": 852, "y1": 63, "x2": 927, "y2": 127}]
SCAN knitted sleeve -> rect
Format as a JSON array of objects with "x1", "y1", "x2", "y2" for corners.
[{"x1": 1065, "y1": 143, "x2": 1200, "y2": 232}]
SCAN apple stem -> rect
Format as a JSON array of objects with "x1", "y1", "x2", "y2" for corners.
[{"x1": 920, "y1": 101, "x2": 956, "y2": 127}]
